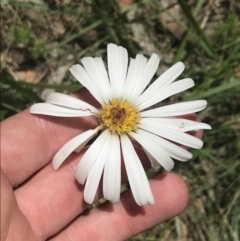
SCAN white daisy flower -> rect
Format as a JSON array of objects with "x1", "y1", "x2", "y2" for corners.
[{"x1": 30, "y1": 43, "x2": 211, "y2": 206}]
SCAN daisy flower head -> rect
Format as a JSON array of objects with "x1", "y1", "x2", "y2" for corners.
[{"x1": 30, "y1": 43, "x2": 211, "y2": 206}]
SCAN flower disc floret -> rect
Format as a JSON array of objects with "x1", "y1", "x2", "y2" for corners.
[{"x1": 100, "y1": 98, "x2": 141, "y2": 135}]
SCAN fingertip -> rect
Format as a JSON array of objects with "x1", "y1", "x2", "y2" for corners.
[
  {"x1": 47, "y1": 172, "x2": 189, "y2": 241},
  {"x1": 150, "y1": 172, "x2": 189, "y2": 219}
]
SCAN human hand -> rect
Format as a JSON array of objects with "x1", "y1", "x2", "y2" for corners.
[{"x1": 1, "y1": 89, "x2": 202, "y2": 241}]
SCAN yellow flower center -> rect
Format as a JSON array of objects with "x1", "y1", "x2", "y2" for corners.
[{"x1": 99, "y1": 98, "x2": 141, "y2": 135}]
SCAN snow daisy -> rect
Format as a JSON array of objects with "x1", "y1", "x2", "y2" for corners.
[{"x1": 30, "y1": 43, "x2": 211, "y2": 206}]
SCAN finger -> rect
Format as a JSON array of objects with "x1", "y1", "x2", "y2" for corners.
[
  {"x1": 1, "y1": 89, "x2": 98, "y2": 186},
  {"x1": 15, "y1": 148, "x2": 131, "y2": 240},
  {"x1": 14, "y1": 121, "x2": 202, "y2": 240},
  {"x1": 1, "y1": 172, "x2": 39, "y2": 241},
  {"x1": 48, "y1": 172, "x2": 188, "y2": 241},
  {"x1": 14, "y1": 152, "x2": 88, "y2": 240}
]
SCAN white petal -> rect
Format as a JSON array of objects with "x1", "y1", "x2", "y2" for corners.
[
  {"x1": 103, "y1": 134, "x2": 121, "y2": 203},
  {"x1": 52, "y1": 129, "x2": 97, "y2": 170},
  {"x1": 122, "y1": 58, "x2": 134, "y2": 99},
  {"x1": 121, "y1": 134, "x2": 155, "y2": 206},
  {"x1": 138, "y1": 122, "x2": 203, "y2": 149},
  {"x1": 125, "y1": 54, "x2": 147, "y2": 100},
  {"x1": 69, "y1": 64, "x2": 104, "y2": 105},
  {"x1": 75, "y1": 129, "x2": 109, "y2": 184},
  {"x1": 46, "y1": 92, "x2": 99, "y2": 114},
  {"x1": 84, "y1": 130, "x2": 111, "y2": 204},
  {"x1": 107, "y1": 44, "x2": 128, "y2": 97},
  {"x1": 137, "y1": 62, "x2": 185, "y2": 105},
  {"x1": 141, "y1": 117, "x2": 212, "y2": 132},
  {"x1": 136, "y1": 128, "x2": 192, "y2": 162},
  {"x1": 30, "y1": 103, "x2": 93, "y2": 117},
  {"x1": 94, "y1": 57, "x2": 111, "y2": 101},
  {"x1": 117, "y1": 46, "x2": 128, "y2": 96},
  {"x1": 138, "y1": 78, "x2": 194, "y2": 111},
  {"x1": 107, "y1": 43, "x2": 118, "y2": 91},
  {"x1": 131, "y1": 53, "x2": 160, "y2": 102},
  {"x1": 143, "y1": 148, "x2": 160, "y2": 168},
  {"x1": 141, "y1": 100, "x2": 207, "y2": 117},
  {"x1": 130, "y1": 131, "x2": 174, "y2": 171},
  {"x1": 81, "y1": 57, "x2": 111, "y2": 103}
]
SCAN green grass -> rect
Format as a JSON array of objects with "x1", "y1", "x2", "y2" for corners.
[{"x1": 1, "y1": 0, "x2": 240, "y2": 240}]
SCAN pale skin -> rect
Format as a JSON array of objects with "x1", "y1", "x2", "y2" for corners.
[{"x1": 1, "y1": 89, "x2": 202, "y2": 241}]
